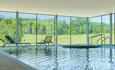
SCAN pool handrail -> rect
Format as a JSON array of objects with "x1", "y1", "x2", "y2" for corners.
[
  {"x1": 97, "y1": 36, "x2": 105, "y2": 45},
  {"x1": 101, "y1": 36, "x2": 110, "y2": 45},
  {"x1": 89, "y1": 34, "x2": 105, "y2": 44},
  {"x1": 89, "y1": 34, "x2": 105, "y2": 38}
]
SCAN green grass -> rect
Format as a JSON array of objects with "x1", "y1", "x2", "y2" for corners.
[
  {"x1": 21, "y1": 33, "x2": 115, "y2": 45},
  {"x1": 21, "y1": 34, "x2": 87, "y2": 45},
  {"x1": 0, "y1": 33, "x2": 114, "y2": 46}
]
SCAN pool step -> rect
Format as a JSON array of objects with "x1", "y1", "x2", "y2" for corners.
[{"x1": 62, "y1": 45, "x2": 102, "y2": 48}]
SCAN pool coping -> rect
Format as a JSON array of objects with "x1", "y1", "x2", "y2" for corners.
[{"x1": 0, "y1": 50, "x2": 37, "y2": 70}]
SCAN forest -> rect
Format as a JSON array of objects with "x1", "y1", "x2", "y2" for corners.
[{"x1": 0, "y1": 14, "x2": 113, "y2": 45}]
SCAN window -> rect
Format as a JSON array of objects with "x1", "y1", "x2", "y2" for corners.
[
  {"x1": 0, "y1": 11, "x2": 16, "y2": 46},
  {"x1": 18, "y1": 13, "x2": 36, "y2": 45},
  {"x1": 57, "y1": 16, "x2": 70, "y2": 45},
  {"x1": 71, "y1": 17, "x2": 87, "y2": 45}
]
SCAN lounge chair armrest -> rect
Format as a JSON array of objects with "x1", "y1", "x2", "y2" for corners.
[
  {"x1": 40, "y1": 40, "x2": 44, "y2": 42},
  {"x1": 0, "y1": 39, "x2": 5, "y2": 43}
]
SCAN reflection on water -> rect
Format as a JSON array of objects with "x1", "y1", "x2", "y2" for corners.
[{"x1": 2, "y1": 47, "x2": 115, "y2": 70}]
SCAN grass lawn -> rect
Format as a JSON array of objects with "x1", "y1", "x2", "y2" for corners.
[
  {"x1": 21, "y1": 33, "x2": 114, "y2": 45},
  {"x1": 0, "y1": 33, "x2": 114, "y2": 46}
]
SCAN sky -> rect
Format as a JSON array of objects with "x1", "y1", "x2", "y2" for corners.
[{"x1": 0, "y1": 11, "x2": 114, "y2": 24}]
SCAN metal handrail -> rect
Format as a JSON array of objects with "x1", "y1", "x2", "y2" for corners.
[
  {"x1": 97, "y1": 36, "x2": 110, "y2": 45},
  {"x1": 97, "y1": 36, "x2": 105, "y2": 45},
  {"x1": 89, "y1": 34, "x2": 105, "y2": 44},
  {"x1": 89, "y1": 34, "x2": 105, "y2": 38},
  {"x1": 102, "y1": 36, "x2": 110, "y2": 45}
]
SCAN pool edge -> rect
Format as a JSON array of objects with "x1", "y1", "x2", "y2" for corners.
[{"x1": 0, "y1": 50, "x2": 37, "y2": 70}]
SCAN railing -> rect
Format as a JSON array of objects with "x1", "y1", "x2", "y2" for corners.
[
  {"x1": 89, "y1": 34, "x2": 105, "y2": 45},
  {"x1": 97, "y1": 36, "x2": 105, "y2": 45},
  {"x1": 101, "y1": 36, "x2": 110, "y2": 45},
  {"x1": 91, "y1": 34, "x2": 110, "y2": 45}
]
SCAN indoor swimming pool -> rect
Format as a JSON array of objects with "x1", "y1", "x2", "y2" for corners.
[{"x1": 0, "y1": 46, "x2": 115, "y2": 70}]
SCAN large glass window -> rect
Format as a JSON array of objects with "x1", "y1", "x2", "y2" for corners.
[
  {"x1": 89, "y1": 17, "x2": 101, "y2": 45},
  {"x1": 57, "y1": 16, "x2": 70, "y2": 45},
  {"x1": 37, "y1": 15, "x2": 54, "y2": 45},
  {"x1": 0, "y1": 11, "x2": 114, "y2": 46},
  {"x1": 18, "y1": 13, "x2": 36, "y2": 45},
  {"x1": 102, "y1": 15, "x2": 110, "y2": 45},
  {"x1": 0, "y1": 11, "x2": 16, "y2": 46},
  {"x1": 71, "y1": 17, "x2": 87, "y2": 45}
]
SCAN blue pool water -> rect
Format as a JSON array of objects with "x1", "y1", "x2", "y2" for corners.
[{"x1": 1, "y1": 46, "x2": 115, "y2": 70}]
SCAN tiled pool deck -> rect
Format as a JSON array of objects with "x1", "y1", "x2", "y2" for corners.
[
  {"x1": 0, "y1": 48, "x2": 37, "y2": 70},
  {"x1": 0, "y1": 54, "x2": 27, "y2": 70}
]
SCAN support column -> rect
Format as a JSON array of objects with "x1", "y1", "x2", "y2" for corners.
[
  {"x1": 101, "y1": 16, "x2": 103, "y2": 45},
  {"x1": 87, "y1": 17, "x2": 89, "y2": 45},
  {"x1": 114, "y1": 13, "x2": 115, "y2": 44},
  {"x1": 110, "y1": 13, "x2": 112, "y2": 46},
  {"x1": 54, "y1": 15, "x2": 58, "y2": 47},
  {"x1": 70, "y1": 16, "x2": 72, "y2": 45},
  {"x1": 36, "y1": 14, "x2": 37, "y2": 46},
  {"x1": 16, "y1": 11, "x2": 19, "y2": 47}
]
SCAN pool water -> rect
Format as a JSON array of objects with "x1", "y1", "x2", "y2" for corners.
[{"x1": 1, "y1": 47, "x2": 115, "y2": 70}]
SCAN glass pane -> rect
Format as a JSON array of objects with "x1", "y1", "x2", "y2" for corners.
[
  {"x1": 102, "y1": 15, "x2": 110, "y2": 45},
  {"x1": 89, "y1": 17, "x2": 101, "y2": 45},
  {"x1": 0, "y1": 11, "x2": 16, "y2": 46},
  {"x1": 57, "y1": 16, "x2": 70, "y2": 45},
  {"x1": 19, "y1": 13, "x2": 36, "y2": 45},
  {"x1": 71, "y1": 17, "x2": 87, "y2": 45},
  {"x1": 37, "y1": 15, "x2": 54, "y2": 45}
]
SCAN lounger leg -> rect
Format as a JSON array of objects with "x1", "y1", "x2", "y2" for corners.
[
  {"x1": 45, "y1": 43, "x2": 47, "y2": 47},
  {"x1": 48, "y1": 43, "x2": 49, "y2": 46},
  {"x1": 37, "y1": 43, "x2": 41, "y2": 47},
  {"x1": 2, "y1": 43, "x2": 6, "y2": 47},
  {"x1": 15, "y1": 44, "x2": 18, "y2": 47}
]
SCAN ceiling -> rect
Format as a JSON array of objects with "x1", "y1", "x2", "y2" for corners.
[{"x1": 0, "y1": 0, "x2": 115, "y2": 17}]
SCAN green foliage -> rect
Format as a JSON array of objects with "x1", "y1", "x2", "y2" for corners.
[
  {"x1": 0, "y1": 17, "x2": 110, "y2": 43},
  {"x1": 71, "y1": 18, "x2": 87, "y2": 35},
  {"x1": 89, "y1": 22, "x2": 110, "y2": 34},
  {"x1": 0, "y1": 18, "x2": 24, "y2": 42},
  {"x1": 0, "y1": 18, "x2": 16, "y2": 40}
]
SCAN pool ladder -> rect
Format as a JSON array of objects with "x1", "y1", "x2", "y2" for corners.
[
  {"x1": 89, "y1": 34, "x2": 110, "y2": 45},
  {"x1": 97, "y1": 36, "x2": 110, "y2": 45}
]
